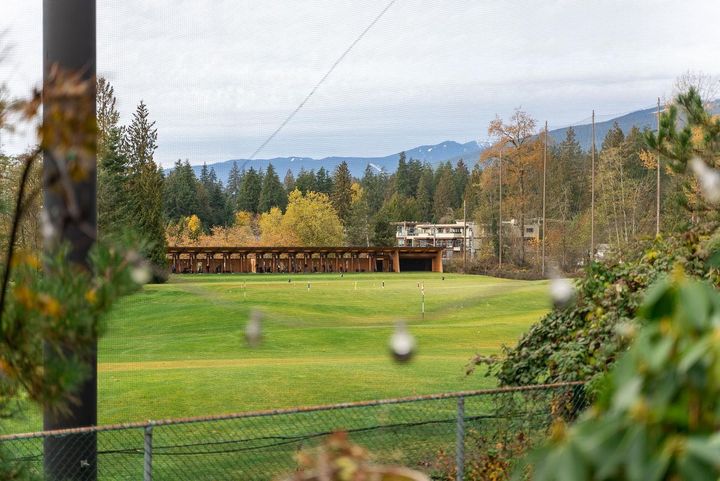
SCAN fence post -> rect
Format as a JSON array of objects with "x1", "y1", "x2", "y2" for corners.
[
  {"x1": 456, "y1": 396, "x2": 465, "y2": 481},
  {"x1": 144, "y1": 423, "x2": 153, "y2": 481}
]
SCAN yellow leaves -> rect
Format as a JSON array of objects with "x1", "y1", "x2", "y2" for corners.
[
  {"x1": 13, "y1": 285, "x2": 35, "y2": 309},
  {"x1": 12, "y1": 285, "x2": 63, "y2": 317},
  {"x1": 639, "y1": 149, "x2": 657, "y2": 170},
  {"x1": 691, "y1": 125, "x2": 705, "y2": 147},
  {"x1": 11, "y1": 251, "x2": 41, "y2": 269},
  {"x1": 233, "y1": 211, "x2": 253, "y2": 227},
  {"x1": 38, "y1": 293, "x2": 63, "y2": 318},
  {"x1": 350, "y1": 182, "x2": 364, "y2": 204},
  {"x1": 629, "y1": 398, "x2": 650, "y2": 423},
  {"x1": 548, "y1": 418, "x2": 567, "y2": 443},
  {"x1": 0, "y1": 358, "x2": 16, "y2": 380},
  {"x1": 187, "y1": 214, "x2": 202, "y2": 237},
  {"x1": 85, "y1": 288, "x2": 98, "y2": 305}
]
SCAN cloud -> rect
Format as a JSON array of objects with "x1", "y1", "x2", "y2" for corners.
[{"x1": 2, "y1": 0, "x2": 719, "y2": 165}]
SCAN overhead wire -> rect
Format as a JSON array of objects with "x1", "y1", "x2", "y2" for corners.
[{"x1": 244, "y1": 0, "x2": 399, "y2": 167}]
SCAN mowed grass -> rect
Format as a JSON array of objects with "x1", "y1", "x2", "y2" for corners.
[{"x1": 9, "y1": 272, "x2": 551, "y2": 431}]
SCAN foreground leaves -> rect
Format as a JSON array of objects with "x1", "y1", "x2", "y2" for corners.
[{"x1": 524, "y1": 268, "x2": 720, "y2": 481}]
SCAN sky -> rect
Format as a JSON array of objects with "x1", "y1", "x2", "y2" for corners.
[{"x1": 2, "y1": 0, "x2": 720, "y2": 167}]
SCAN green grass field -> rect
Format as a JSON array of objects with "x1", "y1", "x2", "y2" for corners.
[
  {"x1": 4, "y1": 272, "x2": 557, "y2": 479},
  {"x1": 9, "y1": 272, "x2": 551, "y2": 432}
]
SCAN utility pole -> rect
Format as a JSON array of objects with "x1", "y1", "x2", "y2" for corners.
[
  {"x1": 656, "y1": 97, "x2": 661, "y2": 237},
  {"x1": 498, "y1": 149, "x2": 503, "y2": 269},
  {"x1": 542, "y1": 121, "x2": 547, "y2": 276},
  {"x1": 463, "y1": 198, "x2": 467, "y2": 273},
  {"x1": 590, "y1": 110, "x2": 596, "y2": 261},
  {"x1": 43, "y1": 1, "x2": 97, "y2": 480}
]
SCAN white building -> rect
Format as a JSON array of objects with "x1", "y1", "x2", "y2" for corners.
[{"x1": 394, "y1": 221, "x2": 485, "y2": 260}]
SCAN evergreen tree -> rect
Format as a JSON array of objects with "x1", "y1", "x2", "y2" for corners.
[
  {"x1": 238, "y1": 167, "x2": 262, "y2": 213},
  {"x1": 453, "y1": 158, "x2": 470, "y2": 208},
  {"x1": 371, "y1": 208, "x2": 395, "y2": 247},
  {"x1": 258, "y1": 163, "x2": 288, "y2": 212},
  {"x1": 601, "y1": 121, "x2": 625, "y2": 151},
  {"x1": 315, "y1": 167, "x2": 333, "y2": 194},
  {"x1": 416, "y1": 167, "x2": 434, "y2": 221},
  {"x1": 97, "y1": 126, "x2": 129, "y2": 237},
  {"x1": 395, "y1": 152, "x2": 412, "y2": 197},
  {"x1": 226, "y1": 161, "x2": 243, "y2": 208},
  {"x1": 295, "y1": 168, "x2": 316, "y2": 194},
  {"x1": 164, "y1": 159, "x2": 200, "y2": 222},
  {"x1": 433, "y1": 167, "x2": 455, "y2": 221},
  {"x1": 124, "y1": 101, "x2": 158, "y2": 168},
  {"x1": 96, "y1": 76, "x2": 122, "y2": 159},
  {"x1": 361, "y1": 165, "x2": 387, "y2": 214},
  {"x1": 331, "y1": 161, "x2": 353, "y2": 224},
  {"x1": 124, "y1": 100, "x2": 167, "y2": 280},
  {"x1": 206, "y1": 168, "x2": 229, "y2": 227},
  {"x1": 406, "y1": 157, "x2": 423, "y2": 197}
]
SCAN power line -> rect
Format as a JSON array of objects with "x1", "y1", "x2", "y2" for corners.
[{"x1": 245, "y1": 0, "x2": 399, "y2": 164}]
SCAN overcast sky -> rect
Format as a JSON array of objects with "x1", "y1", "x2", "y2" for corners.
[{"x1": 2, "y1": 0, "x2": 720, "y2": 167}]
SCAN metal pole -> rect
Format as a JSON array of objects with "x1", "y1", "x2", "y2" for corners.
[
  {"x1": 542, "y1": 121, "x2": 547, "y2": 276},
  {"x1": 144, "y1": 424, "x2": 154, "y2": 481},
  {"x1": 455, "y1": 396, "x2": 465, "y2": 481},
  {"x1": 462, "y1": 199, "x2": 467, "y2": 273},
  {"x1": 590, "y1": 110, "x2": 595, "y2": 261},
  {"x1": 498, "y1": 150, "x2": 503, "y2": 269},
  {"x1": 43, "y1": 1, "x2": 97, "y2": 480},
  {"x1": 656, "y1": 97, "x2": 661, "y2": 237}
]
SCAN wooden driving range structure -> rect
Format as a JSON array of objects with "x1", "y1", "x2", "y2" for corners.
[{"x1": 167, "y1": 246, "x2": 444, "y2": 273}]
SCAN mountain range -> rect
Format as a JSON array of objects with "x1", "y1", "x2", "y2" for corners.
[{"x1": 184, "y1": 103, "x2": 687, "y2": 184}]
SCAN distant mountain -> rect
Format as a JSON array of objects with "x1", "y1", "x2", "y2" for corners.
[
  {"x1": 548, "y1": 100, "x2": 720, "y2": 150},
  {"x1": 178, "y1": 102, "x2": 719, "y2": 184},
  {"x1": 183, "y1": 140, "x2": 483, "y2": 184},
  {"x1": 547, "y1": 106, "x2": 659, "y2": 150}
]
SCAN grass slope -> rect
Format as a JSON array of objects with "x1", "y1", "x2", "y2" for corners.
[{"x1": 9, "y1": 272, "x2": 550, "y2": 431}]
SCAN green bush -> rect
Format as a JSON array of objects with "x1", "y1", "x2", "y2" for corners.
[{"x1": 474, "y1": 232, "x2": 718, "y2": 387}]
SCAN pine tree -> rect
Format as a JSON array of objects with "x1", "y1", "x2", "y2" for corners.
[
  {"x1": 97, "y1": 126, "x2": 129, "y2": 237},
  {"x1": 295, "y1": 168, "x2": 317, "y2": 194},
  {"x1": 453, "y1": 158, "x2": 470, "y2": 208},
  {"x1": 416, "y1": 167, "x2": 434, "y2": 221},
  {"x1": 96, "y1": 76, "x2": 122, "y2": 159},
  {"x1": 124, "y1": 100, "x2": 167, "y2": 280},
  {"x1": 395, "y1": 152, "x2": 412, "y2": 197},
  {"x1": 315, "y1": 167, "x2": 333, "y2": 195},
  {"x1": 164, "y1": 159, "x2": 200, "y2": 222},
  {"x1": 238, "y1": 167, "x2": 262, "y2": 213},
  {"x1": 206, "y1": 168, "x2": 229, "y2": 227},
  {"x1": 124, "y1": 101, "x2": 158, "y2": 169},
  {"x1": 331, "y1": 161, "x2": 353, "y2": 224},
  {"x1": 258, "y1": 163, "x2": 288, "y2": 212},
  {"x1": 226, "y1": 161, "x2": 242, "y2": 208},
  {"x1": 361, "y1": 165, "x2": 387, "y2": 214},
  {"x1": 433, "y1": 167, "x2": 455, "y2": 221}
]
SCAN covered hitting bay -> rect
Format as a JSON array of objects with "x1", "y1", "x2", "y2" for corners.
[{"x1": 166, "y1": 246, "x2": 444, "y2": 273}]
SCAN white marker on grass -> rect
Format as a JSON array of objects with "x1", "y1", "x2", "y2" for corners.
[{"x1": 245, "y1": 309, "x2": 262, "y2": 348}]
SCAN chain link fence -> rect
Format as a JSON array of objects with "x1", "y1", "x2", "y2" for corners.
[{"x1": 1, "y1": 382, "x2": 586, "y2": 481}]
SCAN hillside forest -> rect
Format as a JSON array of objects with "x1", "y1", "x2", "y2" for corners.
[{"x1": 0, "y1": 76, "x2": 701, "y2": 277}]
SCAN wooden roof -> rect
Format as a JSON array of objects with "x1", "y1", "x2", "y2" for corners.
[{"x1": 166, "y1": 246, "x2": 443, "y2": 255}]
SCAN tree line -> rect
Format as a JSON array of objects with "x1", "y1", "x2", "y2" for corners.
[
  {"x1": 162, "y1": 149, "x2": 480, "y2": 248},
  {"x1": 1, "y1": 76, "x2": 698, "y2": 278}
]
